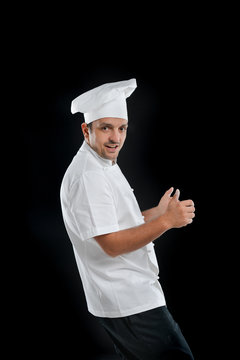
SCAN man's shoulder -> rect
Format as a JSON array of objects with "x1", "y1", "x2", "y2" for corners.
[{"x1": 62, "y1": 150, "x2": 107, "y2": 192}]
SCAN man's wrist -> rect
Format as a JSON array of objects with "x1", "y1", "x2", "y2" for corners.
[{"x1": 158, "y1": 213, "x2": 172, "y2": 231}]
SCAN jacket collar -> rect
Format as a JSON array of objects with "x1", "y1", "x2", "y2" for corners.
[{"x1": 80, "y1": 141, "x2": 115, "y2": 167}]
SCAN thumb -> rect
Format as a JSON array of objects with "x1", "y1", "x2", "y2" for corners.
[
  {"x1": 165, "y1": 187, "x2": 174, "y2": 197},
  {"x1": 173, "y1": 188, "x2": 180, "y2": 201}
]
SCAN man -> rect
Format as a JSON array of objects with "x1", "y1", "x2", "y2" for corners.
[{"x1": 60, "y1": 78, "x2": 195, "y2": 359}]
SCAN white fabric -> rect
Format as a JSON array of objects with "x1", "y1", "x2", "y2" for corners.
[
  {"x1": 60, "y1": 141, "x2": 166, "y2": 318},
  {"x1": 71, "y1": 78, "x2": 137, "y2": 124}
]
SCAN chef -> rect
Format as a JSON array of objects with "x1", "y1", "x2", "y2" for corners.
[{"x1": 60, "y1": 78, "x2": 195, "y2": 359}]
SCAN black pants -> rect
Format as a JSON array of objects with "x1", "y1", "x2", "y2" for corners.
[{"x1": 97, "y1": 306, "x2": 194, "y2": 360}]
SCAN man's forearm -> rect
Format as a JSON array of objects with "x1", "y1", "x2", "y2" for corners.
[
  {"x1": 95, "y1": 214, "x2": 171, "y2": 257},
  {"x1": 142, "y1": 207, "x2": 159, "y2": 222}
]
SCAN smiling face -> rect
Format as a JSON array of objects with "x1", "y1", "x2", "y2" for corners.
[{"x1": 81, "y1": 117, "x2": 128, "y2": 163}]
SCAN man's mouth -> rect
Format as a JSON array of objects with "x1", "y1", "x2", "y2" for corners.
[
  {"x1": 105, "y1": 145, "x2": 119, "y2": 149},
  {"x1": 105, "y1": 144, "x2": 119, "y2": 153}
]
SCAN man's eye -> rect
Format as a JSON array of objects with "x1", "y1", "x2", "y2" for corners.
[
  {"x1": 102, "y1": 127, "x2": 109, "y2": 131},
  {"x1": 120, "y1": 127, "x2": 127, "y2": 131}
]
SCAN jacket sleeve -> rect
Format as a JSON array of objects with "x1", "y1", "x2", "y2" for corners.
[{"x1": 69, "y1": 170, "x2": 119, "y2": 241}]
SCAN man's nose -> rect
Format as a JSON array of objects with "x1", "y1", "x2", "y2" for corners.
[{"x1": 109, "y1": 129, "x2": 120, "y2": 143}]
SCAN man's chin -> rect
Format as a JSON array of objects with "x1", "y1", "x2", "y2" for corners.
[
  {"x1": 103, "y1": 148, "x2": 120, "y2": 161},
  {"x1": 103, "y1": 154, "x2": 117, "y2": 162}
]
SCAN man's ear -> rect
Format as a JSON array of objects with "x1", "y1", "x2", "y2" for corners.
[{"x1": 81, "y1": 122, "x2": 89, "y2": 141}]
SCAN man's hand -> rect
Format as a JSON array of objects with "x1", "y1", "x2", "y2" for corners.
[{"x1": 163, "y1": 189, "x2": 195, "y2": 228}]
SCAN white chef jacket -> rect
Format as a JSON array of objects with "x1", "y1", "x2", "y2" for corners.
[{"x1": 60, "y1": 141, "x2": 166, "y2": 318}]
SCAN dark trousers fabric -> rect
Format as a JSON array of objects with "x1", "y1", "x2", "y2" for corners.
[{"x1": 97, "y1": 306, "x2": 194, "y2": 360}]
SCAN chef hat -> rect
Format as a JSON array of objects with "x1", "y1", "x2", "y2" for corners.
[{"x1": 71, "y1": 78, "x2": 137, "y2": 124}]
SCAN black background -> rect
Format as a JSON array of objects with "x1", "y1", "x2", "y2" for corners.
[{"x1": 6, "y1": 4, "x2": 234, "y2": 359}]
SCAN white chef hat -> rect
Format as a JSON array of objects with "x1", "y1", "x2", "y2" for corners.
[{"x1": 71, "y1": 78, "x2": 137, "y2": 124}]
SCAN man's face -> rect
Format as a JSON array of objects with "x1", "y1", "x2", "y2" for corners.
[{"x1": 82, "y1": 117, "x2": 128, "y2": 162}]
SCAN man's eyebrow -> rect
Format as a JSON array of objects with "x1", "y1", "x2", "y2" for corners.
[
  {"x1": 99, "y1": 122, "x2": 128, "y2": 128},
  {"x1": 99, "y1": 122, "x2": 113, "y2": 127}
]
